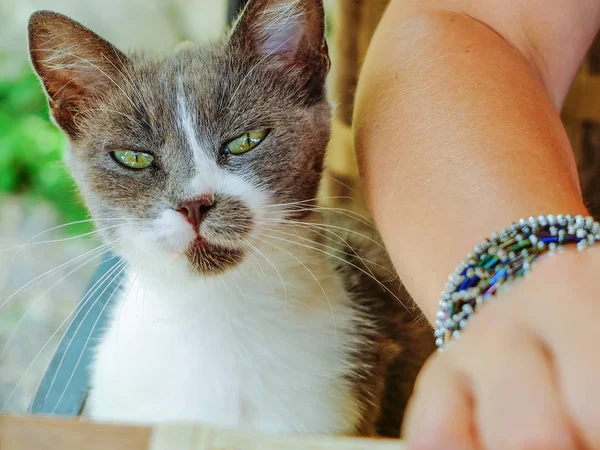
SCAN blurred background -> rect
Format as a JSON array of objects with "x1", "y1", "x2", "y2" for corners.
[{"x1": 1, "y1": 0, "x2": 600, "y2": 416}]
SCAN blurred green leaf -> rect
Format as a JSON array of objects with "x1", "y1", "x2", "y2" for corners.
[{"x1": 0, "y1": 67, "x2": 90, "y2": 235}]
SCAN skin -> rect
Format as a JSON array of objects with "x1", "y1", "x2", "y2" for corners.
[{"x1": 354, "y1": 0, "x2": 600, "y2": 448}]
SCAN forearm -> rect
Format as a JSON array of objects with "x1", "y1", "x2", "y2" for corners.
[{"x1": 354, "y1": 7, "x2": 595, "y2": 322}]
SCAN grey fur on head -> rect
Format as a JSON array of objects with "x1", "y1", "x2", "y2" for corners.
[{"x1": 28, "y1": 0, "x2": 331, "y2": 275}]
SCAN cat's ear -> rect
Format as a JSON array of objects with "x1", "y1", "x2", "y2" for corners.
[
  {"x1": 28, "y1": 11, "x2": 130, "y2": 137},
  {"x1": 229, "y1": 0, "x2": 329, "y2": 75}
]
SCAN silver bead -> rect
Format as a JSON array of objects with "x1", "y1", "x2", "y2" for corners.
[
  {"x1": 444, "y1": 319, "x2": 456, "y2": 328},
  {"x1": 462, "y1": 304, "x2": 474, "y2": 314},
  {"x1": 530, "y1": 235, "x2": 538, "y2": 245},
  {"x1": 557, "y1": 215, "x2": 566, "y2": 226},
  {"x1": 585, "y1": 217, "x2": 594, "y2": 229},
  {"x1": 549, "y1": 242, "x2": 557, "y2": 252},
  {"x1": 576, "y1": 228, "x2": 587, "y2": 238},
  {"x1": 550, "y1": 226, "x2": 558, "y2": 236},
  {"x1": 434, "y1": 329, "x2": 444, "y2": 337},
  {"x1": 452, "y1": 330, "x2": 461, "y2": 339},
  {"x1": 436, "y1": 311, "x2": 446, "y2": 319},
  {"x1": 537, "y1": 241, "x2": 545, "y2": 250},
  {"x1": 588, "y1": 235, "x2": 596, "y2": 245},
  {"x1": 578, "y1": 240, "x2": 588, "y2": 252},
  {"x1": 546, "y1": 214, "x2": 556, "y2": 226},
  {"x1": 519, "y1": 218, "x2": 527, "y2": 227},
  {"x1": 459, "y1": 319, "x2": 468, "y2": 329},
  {"x1": 435, "y1": 337, "x2": 444, "y2": 347},
  {"x1": 576, "y1": 215, "x2": 585, "y2": 227}
]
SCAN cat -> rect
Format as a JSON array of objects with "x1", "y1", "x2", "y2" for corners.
[{"x1": 27, "y1": 0, "x2": 434, "y2": 437}]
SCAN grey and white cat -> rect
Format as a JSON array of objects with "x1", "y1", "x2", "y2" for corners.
[{"x1": 28, "y1": 0, "x2": 433, "y2": 437}]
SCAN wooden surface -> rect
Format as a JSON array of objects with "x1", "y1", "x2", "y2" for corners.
[
  {"x1": 0, "y1": 415, "x2": 405, "y2": 450},
  {"x1": 0, "y1": 415, "x2": 151, "y2": 450}
]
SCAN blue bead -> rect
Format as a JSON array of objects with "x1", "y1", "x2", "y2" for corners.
[
  {"x1": 541, "y1": 237, "x2": 559, "y2": 243},
  {"x1": 489, "y1": 267, "x2": 507, "y2": 285},
  {"x1": 466, "y1": 275, "x2": 480, "y2": 289},
  {"x1": 458, "y1": 278, "x2": 470, "y2": 291}
]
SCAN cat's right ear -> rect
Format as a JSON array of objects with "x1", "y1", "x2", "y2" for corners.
[{"x1": 28, "y1": 11, "x2": 130, "y2": 137}]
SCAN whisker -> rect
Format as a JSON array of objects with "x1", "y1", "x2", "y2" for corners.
[
  {"x1": 255, "y1": 224, "x2": 381, "y2": 278},
  {"x1": 252, "y1": 235, "x2": 337, "y2": 332},
  {"x1": 258, "y1": 222, "x2": 385, "y2": 280},
  {"x1": 257, "y1": 217, "x2": 386, "y2": 252},
  {"x1": 252, "y1": 232, "x2": 408, "y2": 312},
  {"x1": 0, "y1": 223, "x2": 127, "y2": 254},
  {"x1": 241, "y1": 241, "x2": 276, "y2": 296},
  {"x1": 40, "y1": 255, "x2": 130, "y2": 404},
  {"x1": 0, "y1": 242, "x2": 124, "y2": 364},
  {"x1": 51, "y1": 261, "x2": 131, "y2": 413},
  {"x1": 240, "y1": 238, "x2": 289, "y2": 304},
  {"x1": 2, "y1": 255, "x2": 128, "y2": 411},
  {"x1": 269, "y1": 205, "x2": 375, "y2": 228},
  {"x1": 0, "y1": 238, "x2": 126, "y2": 313},
  {"x1": 257, "y1": 196, "x2": 354, "y2": 209}
]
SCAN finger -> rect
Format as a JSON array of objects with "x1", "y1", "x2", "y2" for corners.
[
  {"x1": 465, "y1": 328, "x2": 576, "y2": 450},
  {"x1": 403, "y1": 354, "x2": 480, "y2": 450},
  {"x1": 536, "y1": 295, "x2": 600, "y2": 449}
]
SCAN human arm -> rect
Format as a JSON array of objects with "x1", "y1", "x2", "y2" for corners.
[{"x1": 353, "y1": 1, "x2": 600, "y2": 448}]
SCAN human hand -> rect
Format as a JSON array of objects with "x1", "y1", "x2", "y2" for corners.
[{"x1": 402, "y1": 249, "x2": 600, "y2": 450}]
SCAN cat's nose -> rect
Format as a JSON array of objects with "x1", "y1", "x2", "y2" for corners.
[{"x1": 176, "y1": 195, "x2": 215, "y2": 229}]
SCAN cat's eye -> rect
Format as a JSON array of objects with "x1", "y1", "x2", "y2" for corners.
[
  {"x1": 223, "y1": 129, "x2": 268, "y2": 155},
  {"x1": 112, "y1": 150, "x2": 155, "y2": 169}
]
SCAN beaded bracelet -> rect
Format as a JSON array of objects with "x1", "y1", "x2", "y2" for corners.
[{"x1": 434, "y1": 214, "x2": 600, "y2": 350}]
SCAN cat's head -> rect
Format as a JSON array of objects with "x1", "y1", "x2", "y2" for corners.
[{"x1": 28, "y1": 0, "x2": 330, "y2": 276}]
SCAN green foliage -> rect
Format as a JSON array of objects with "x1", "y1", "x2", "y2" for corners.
[{"x1": 0, "y1": 68, "x2": 90, "y2": 234}]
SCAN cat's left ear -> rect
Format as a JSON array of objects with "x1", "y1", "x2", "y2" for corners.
[{"x1": 229, "y1": 0, "x2": 329, "y2": 79}]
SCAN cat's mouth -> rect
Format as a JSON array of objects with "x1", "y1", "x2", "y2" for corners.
[{"x1": 185, "y1": 234, "x2": 246, "y2": 275}]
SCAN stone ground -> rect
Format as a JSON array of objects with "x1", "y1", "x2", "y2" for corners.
[{"x1": 0, "y1": 196, "x2": 97, "y2": 413}]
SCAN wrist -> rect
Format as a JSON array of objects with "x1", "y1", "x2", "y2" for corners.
[{"x1": 434, "y1": 216, "x2": 600, "y2": 346}]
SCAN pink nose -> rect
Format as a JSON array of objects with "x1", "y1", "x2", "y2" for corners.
[{"x1": 176, "y1": 195, "x2": 214, "y2": 229}]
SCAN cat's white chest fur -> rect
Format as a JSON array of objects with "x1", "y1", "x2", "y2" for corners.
[{"x1": 87, "y1": 249, "x2": 365, "y2": 434}]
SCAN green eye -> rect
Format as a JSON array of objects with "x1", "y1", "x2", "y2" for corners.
[
  {"x1": 224, "y1": 129, "x2": 268, "y2": 155},
  {"x1": 112, "y1": 150, "x2": 154, "y2": 169}
]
